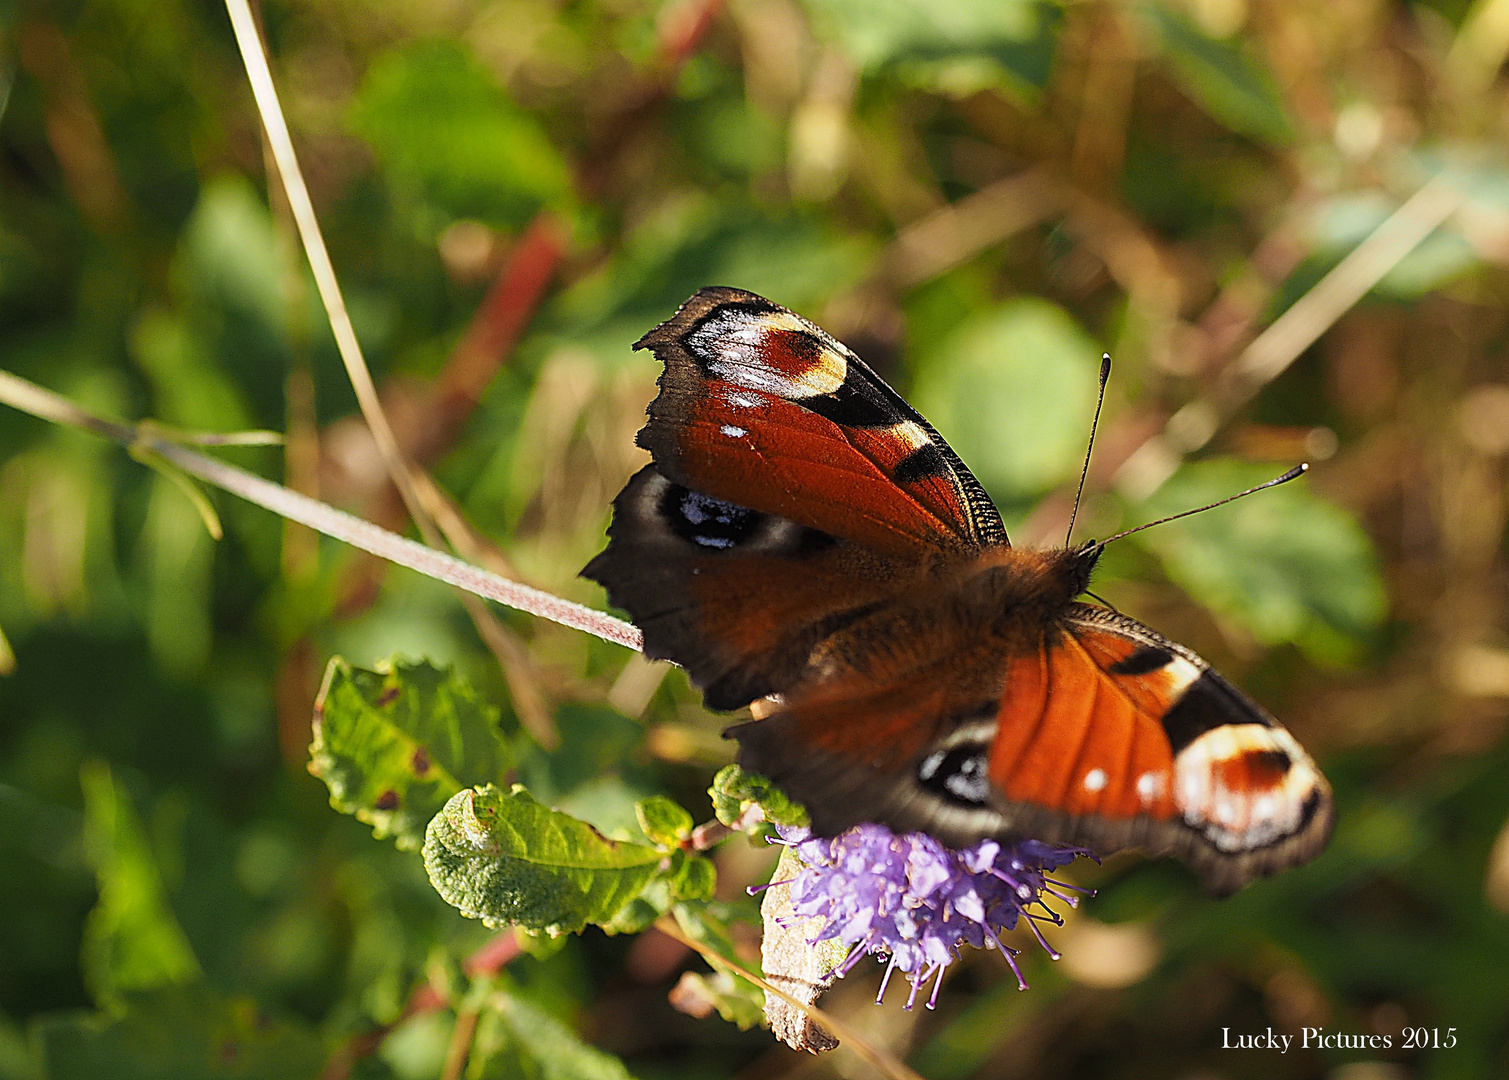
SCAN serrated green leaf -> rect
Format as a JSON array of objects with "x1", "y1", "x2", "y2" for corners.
[
  {"x1": 667, "y1": 852, "x2": 717, "y2": 902},
  {"x1": 709, "y1": 765, "x2": 809, "y2": 830},
  {"x1": 348, "y1": 41, "x2": 571, "y2": 229},
  {"x1": 310, "y1": 656, "x2": 515, "y2": 849},
  {"x1": 601, "y1": 893, "x2": 664, "y2": 936},
  {"x1": 78, "y1": 761, "x2": 200, "y2": 1008},
  {"x1": 601, "y1": 852, "x2": 715, "y2": 935},
  {"x1": 911, "y1": 298, "x2": 1102, "y2": 505},
  {"x1": 33, "y1": 986, "x2": 325, "y2": 1080},
  {"x1": 634, "y1": 796, "x2": 693, "y2": 848},
  {"x1": 1132, "y1": 460, "x2": 1387, "y2": 663},
  {"x1": 1140, "y1": 5, "x2": 1294, "y2": 146},
  {"x1": 470, "y1": 989, "x2": 638, "y2": 1080},
  {"x1": 423, "y1": 785, "x2": 666, "y2": 935}
]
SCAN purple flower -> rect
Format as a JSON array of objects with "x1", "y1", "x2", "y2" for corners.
[{"x1": 757, "y1": 823, "x2": 1092, "y2": 1010}]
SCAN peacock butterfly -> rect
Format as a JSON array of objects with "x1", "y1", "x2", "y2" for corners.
[{"x1": 583, "y1": 286, "x2": 1333, "y2": 895}]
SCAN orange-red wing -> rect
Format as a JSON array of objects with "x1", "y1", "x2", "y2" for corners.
[
  {"x1": 987, "y1": 608, "x2": 1333, "y2": 894},
  {"x1": 634, "y1": 287, "x2": 1007, "y2": 557},
  {"x1": 986, "y1": 625, "x2": 1182, "y2": 823},
  {"x1": 728, "y1": 602, "x2": 1333, "y2": 895}
]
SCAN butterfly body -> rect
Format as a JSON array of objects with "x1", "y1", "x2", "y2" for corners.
[{"x1": 585, "y1": 287, "x2": 1333, "y2": 895}]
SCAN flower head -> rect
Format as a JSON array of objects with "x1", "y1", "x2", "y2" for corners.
[{"x1": 759, "y1": 823, "x2": 1091, "y2": 1010}]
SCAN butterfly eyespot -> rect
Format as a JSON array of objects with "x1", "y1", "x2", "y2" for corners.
[
  {"x1": 917, "y1": 743, "x2": 992, "y2": 806},
  {"x1": 661, "y1": 484, "x2": 764, "y2": 550}
]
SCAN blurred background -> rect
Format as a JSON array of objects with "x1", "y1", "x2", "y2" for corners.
[{"x1": 3, "y1": 0, "x2": 1509, "y2": 1077}]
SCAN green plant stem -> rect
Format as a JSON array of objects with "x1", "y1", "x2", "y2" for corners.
[{"x1": 0, "y1": 369, "x2": 642, "y2": 651}]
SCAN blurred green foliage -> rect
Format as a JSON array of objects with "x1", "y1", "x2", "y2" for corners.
[
  {"x1": 349, "y1": 42, "x2": 573, "y2": 231},
  {"x1": 912, "y1": 296, "x2": 1102, "y2": 505},
  {"x1": 1136, "y1": 460, "x2": 1387, "y2": 663},
  {"x1": 3, "y1": 0, "x2": 1509, "y2": 1078}
]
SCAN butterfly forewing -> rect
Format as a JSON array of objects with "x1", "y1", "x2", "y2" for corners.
[
  {"x1": 634, "y1": 287, "x2": 1007, "y2": 556},
  {"x1": 583, "y1": 465, "x2": 908, "y2": 709}
]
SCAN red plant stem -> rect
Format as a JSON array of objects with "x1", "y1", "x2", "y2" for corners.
[
  {"x1": 464, "y1": 930, "x2": 526, "y2": 978},
  {"x1": 435, "y1": 212, "x2": 568, "y2": 442},
  {"x1": 320, "y1": 931, "x2": 523, "y2": 1080},
  {"x1": 660, "y1": 0, "x2": 726, "y2": 70}
]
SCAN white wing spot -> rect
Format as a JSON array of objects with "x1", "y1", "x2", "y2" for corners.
[
  {"x1": 1136, "y1": 772, "x2": 1163, "y2": 803},
  {"x1": 890, "y1": 420, "x2": 931, "y2": 451},
  {"x1": 720, "y1": 424, "x2": 747, "y2": 438},
  {"x1": 1164, "y1": 655, "x2": 1202, "y2": 693},
  {"x1": 1083, "y1": 768, "x2": 1108, "y2": 792}
]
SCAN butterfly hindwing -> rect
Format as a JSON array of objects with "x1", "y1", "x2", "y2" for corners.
[
  {"x1": 998, "y1": 605, "x2": 1333, "y2": 894},
  {"x1": 634, "y1": 287, "x2": 1007, "y2": 557},
  {"x1": 732, "y1": 601, "x2": 1333, "y2": 895}
]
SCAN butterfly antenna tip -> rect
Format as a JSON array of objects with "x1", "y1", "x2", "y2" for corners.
[
  {"x1": 1065, "y1": 353, "x2": 1113, "y2": 547},
  {"x1": 1096, "y1": 462, "x2": 1309, "y2": 548}
]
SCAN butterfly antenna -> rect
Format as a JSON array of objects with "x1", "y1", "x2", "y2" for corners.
[
  {"x1": 1095, "y1": 463, "x2": 1309, "y2": 548},
  {"x1": 1084, "y1": 589, "x2": 1120, "y2": 613},
  {"x1": 1065, "y1": 353, "x2": 1113, "y2": 546}
]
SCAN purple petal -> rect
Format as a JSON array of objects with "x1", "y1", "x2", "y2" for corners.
[{"x1": 768, "y1": 822, "x2": 1091, "y2": 1009}]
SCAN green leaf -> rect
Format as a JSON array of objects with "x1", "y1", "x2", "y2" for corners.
[
  {"x1": 803, "y1": 0, "x2": 1062, "y2": 94},
  {"x1": 709, "y1": 765, "x2": 809, "y2": 831},
  {"x1": 634, "y1": 795, "x2": 693, "y2": 848},
  {"x1": 33, "y1": 986, "x2": 325, "y2": 1080},
  {"x1": 670, "y1": 900, "x2": 766, "y2": 1019},
  {"x1": 601, "y1": 852, "x2": 716, "y2": 935},
  {"x1": 1140, "y1": 5, "x2": 1294, "y2": 146},
  {"x1": 176, "y1": 175, "x2": 288, "y2": 335},
  {"x1": 349, "y1": 41, "x2": 571, "y2": 229},
  {"x1": 667, "y1": 853, "x2": 717, "y2": 903},
  {"x1": 78, "y1": 761, "x2": 200, "y2": 1007},
  {"x1": 911, "y1": 298, "x2": 1102, "y2": 505},
  {"x1": 423, "y1": 784, "x2": 667, "y2": 934},
  {"x1": 671, "y1": 971, "x2": 767, "y2": 1030},
  {"x1": 310, "y1": 656, "x2": 516, "y2": 850},
  {"x1": 470, "y1": 988, "x2": 638, "y2": 1080},
  {"x1": 1132, "y1": 460, "x2": 1387, "y2": 663}
]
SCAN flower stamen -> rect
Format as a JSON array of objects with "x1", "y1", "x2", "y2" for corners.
[{"x1": 768, "y1": 823, "x2": 1089, "y2": 1008}]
